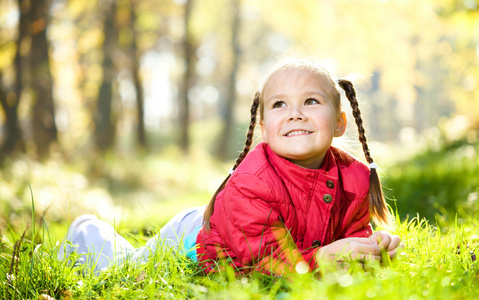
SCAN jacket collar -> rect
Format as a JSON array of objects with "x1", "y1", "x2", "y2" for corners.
[{"x1": 262, "y1": 142, "x2": 339, "y2": 197}]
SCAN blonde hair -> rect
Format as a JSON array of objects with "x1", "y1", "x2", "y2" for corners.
[{"x1": 258, "y1": 60, "x2": 342, "y2": 118}]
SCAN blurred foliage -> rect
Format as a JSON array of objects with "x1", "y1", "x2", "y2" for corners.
[
  {"x1": 0, "y1": 142, "x2": 229, "y2": 237},
  {"x1": 383, "y1": 131, "x2": 479, "y2": 223},
  {"x1": 0, "y1": 0, "x2": 478, "y2": 160}
]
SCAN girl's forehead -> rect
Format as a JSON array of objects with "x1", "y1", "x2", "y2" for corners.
[{"x1": 263, "y1": 68, "x2": 334, "y2": 95}]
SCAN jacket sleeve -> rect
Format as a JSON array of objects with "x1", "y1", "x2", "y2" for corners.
[{"x1": 218, "y1": 173, "x2": 317, "y2": 275}]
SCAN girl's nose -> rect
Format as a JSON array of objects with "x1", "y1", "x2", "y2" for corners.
[{"x1": 288, "y1": 107, "x2": 305, "y2": 121}]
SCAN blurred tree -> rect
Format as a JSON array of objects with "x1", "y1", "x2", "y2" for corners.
[
  {"x1": 217, "y1": 0, "x2": 241, "y2": 160},
  {"x1": 436, "y1": 0, "x2": 479, "y2": 130},
  {"x1": 259, "y1": 0, "x2": 478, "y2": 141},
  {"x1": 179, "y1": 0, "x2": 196, "y2": 154},
  {"x1": 94, "y1": 0, "x2": 119, "y2": 152},
  {"x1": 68, "y1": 1, "x2": 101, "y2": 149},
  {"x1": 0, "y1": 72, "x2": 23, "y2": 159},
  {"x1": 129, "y1": 0, "x2": 147, "y2": 150},
  {"x1": 30, "y1": 0, "x2": 58, "y2": 159},
  {"x1": 0, "y1": 0, "x2": 28, "y2": 156},
  {"x1": 1, "y1": 0, "x2": 476, "y2": 161}
]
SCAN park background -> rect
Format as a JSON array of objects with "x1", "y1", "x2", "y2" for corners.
[
  {"x1": 0, "y1": 0, "x2": 478, "y2": 256},
  {"x1": 1, "y1": 0, "x2": 479, "y2": 298}
]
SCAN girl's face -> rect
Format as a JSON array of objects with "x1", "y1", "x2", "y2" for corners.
[{"x1": 260, "y1": 69, "x2": 347, "y2": 169}]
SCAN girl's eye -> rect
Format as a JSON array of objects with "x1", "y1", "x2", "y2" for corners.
[
  {"x1": 305, "y1": 98, "x2": 319, "y2": 105},
  {"x1": 272, "y1": 101, "x2": 286, "y2": 108}
]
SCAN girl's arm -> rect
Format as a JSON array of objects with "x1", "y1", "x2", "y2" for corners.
[{"x1": 215, "y1": 173, "x2": 319, "y2": 275}]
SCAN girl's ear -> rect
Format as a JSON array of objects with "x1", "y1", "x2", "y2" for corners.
[
  {"x1": 334, "y1": 111, "x2": 347, "y2": 137},
  {"x1": 260, "y1": 120, "x2": 268, "y2": 143}
]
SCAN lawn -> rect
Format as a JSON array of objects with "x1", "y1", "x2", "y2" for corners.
[
  {"x1": 1, "y1": 212, "x2": 477, "y2": 299},
  {"x1": 1, "y1": 137, "x2": 478, "y2": 299}
]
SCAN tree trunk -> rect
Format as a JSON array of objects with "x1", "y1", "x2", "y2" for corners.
[
  {"x1": 217, "y1": 0, "x2": 241, "y2": 160},
  {"x1": 0, "y1": 79, "x2": 24, "y2": 156},
  {"x1": 130, "y1": 0, "x2": 147, "y2": 150},
  {"x1": 30, "y1": 0, "x2": 58, "y2": 160},
  {"x1": 179, "y1": 0, "x2": 195, "y2": 154},
  {"x1": 94, "y1": 0, "x2": 118, "y2": 152},
  {"x1": 0, "y1": 0, "x2": 28, "y2": 155}
]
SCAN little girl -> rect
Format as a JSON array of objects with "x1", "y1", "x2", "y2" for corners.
[{"x1": 59, "y1": 59, "x2": 401, "y2": 275}]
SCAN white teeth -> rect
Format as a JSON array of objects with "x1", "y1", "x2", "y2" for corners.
[{"x1": 286, "y1": 130, "x2": 312, "y2": 136}]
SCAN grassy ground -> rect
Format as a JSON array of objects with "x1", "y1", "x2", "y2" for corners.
[
  {"x1": 1, "y1": 212, "x2": 478, "y2": 299},
  {"x1": 1, "y1": 135, "x2": 478, "y2": 299}
]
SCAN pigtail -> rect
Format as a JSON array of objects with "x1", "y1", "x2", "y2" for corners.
[
  {"x1": 203, "y1": 91, "x2": 261, "y2": 232},
  {"x1": 338, "y1": 79, "x2": 393, "y2": 228}
]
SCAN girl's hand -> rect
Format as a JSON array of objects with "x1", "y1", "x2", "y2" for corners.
[
  {"x1": 368, "y1": 230, "x2": 403, "y2": 257},
  {"x1": 316, "y1": 237, "x2": 383, "y2": 263}
]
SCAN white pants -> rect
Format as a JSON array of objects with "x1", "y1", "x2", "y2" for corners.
[{"x1": 58, "y1": 206, "x2": 205, "y2": 274}]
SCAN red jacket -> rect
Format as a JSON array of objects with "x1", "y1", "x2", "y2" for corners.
[{"x1": 196, "y1": 142, "x2": 372, "y2": 275}]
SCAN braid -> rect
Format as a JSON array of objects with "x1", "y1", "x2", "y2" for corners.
[
  {"x1": 338, "y1": 80, "x2": 372, "y2": 163},
  {"x1": 203, "y1": 92, "x2": 261, "y2": 231},
  {"x1": 232, "y1": 91, "x2": 260, "y2": 169},
  {"x1": 338, "y1": 79, "x2": 393, "y2": 227}
]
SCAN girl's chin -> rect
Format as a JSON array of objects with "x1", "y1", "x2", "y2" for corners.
[
  {"x1": 284, "y1": 150, "x2": 324, "y2": 160},
  {"x1": 285, "y1": 155, "x2": 324, "y2": 169}
]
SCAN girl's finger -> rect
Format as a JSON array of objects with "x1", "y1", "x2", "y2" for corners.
[
  {"x1": 387, "y1": 236, "x2": 402, "y2": 251},
  {"x1": 348, "y1": 237, "x2": 380, "y2": 246},
  {"x1": 378, "y1": 234, "x2": 392, "y2": 249},
  {"x1": 357, "y1": 243, "x2": 382, "y2": 255},
  {"x1": 339, "y1": 242, "x2": 381, "y2": 257}
]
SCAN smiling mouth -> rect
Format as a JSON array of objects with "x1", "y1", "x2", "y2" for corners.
[{"x1": 285, "y1": 130, "x2": 313, "y2": 137}]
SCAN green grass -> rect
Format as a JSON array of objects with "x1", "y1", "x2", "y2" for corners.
[{"x1": 1, "y1": 212, "x2": 478, "y2": 299}]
